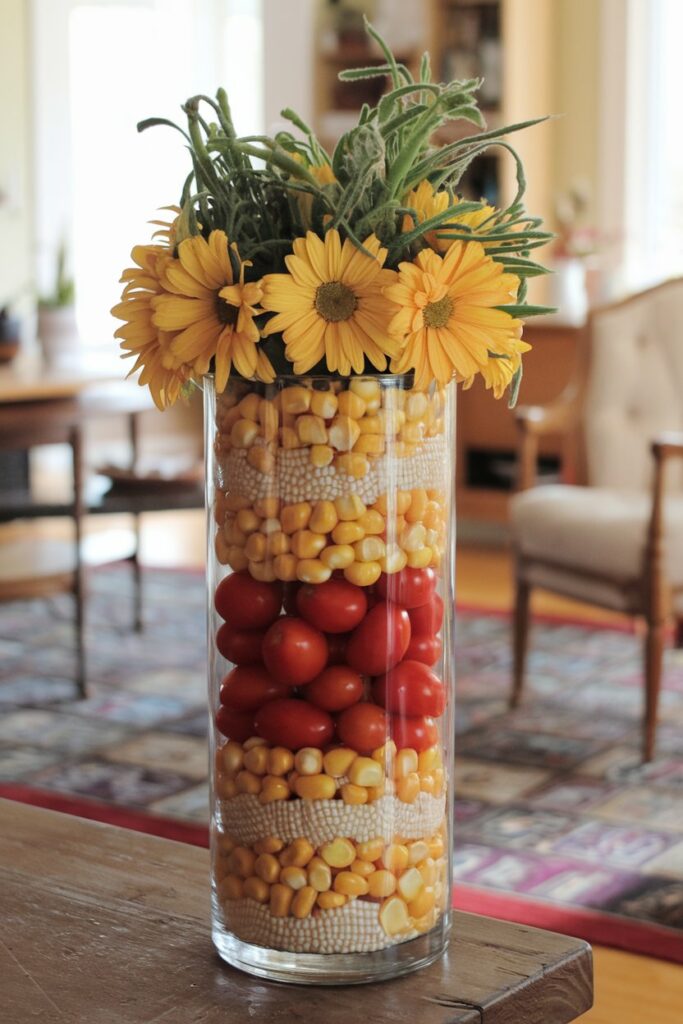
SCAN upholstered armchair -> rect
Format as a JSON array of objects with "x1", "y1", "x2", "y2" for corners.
[{"x1": 509, "y1": 279, "x2": 683, "y2": 762}]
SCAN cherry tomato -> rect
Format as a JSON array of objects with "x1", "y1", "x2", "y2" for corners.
[
  {"x1": 404, "y1": 633, "x2": 442, "y2": 667},
  {"x1": 336, "y1": 702, "x2": 389, "y2": 754},
  {"x1": 373, "y1": 660, "x2": 446, "y2": 718},
  {"x1": 216, "y1": 623, "x2": 265, "y2": 665},
  {"x1": 296, "y1": 579, "x2": 367, "y2": 634},
  {"x1": 305, "y1": 665, "x2": 364, "y2": 713},
  {"x1": 408, "y1": 593, "x2": 444, "y2": 636},
  {"x1": 326, "y1": 633, "x2": 349, "y2": 665},
  {"x1": 214, "y1": 572, "x2": 282, "y2": 630},
  {"x1": 215, "y1": 704, "x2": 255, "y2": 742},
  {"x1": 346, "y1": 602, "x2": 411, "y2": 676},
  {"x1": 255, "y1": 698, "x2": 334, "y2": 750},
  {"x1": 219, "y1": 665, "x2": 290, "y2": 712},
  {"x1": 377, "y1": 567, "x2": 437, "y2": 609},
  {"x1": 262, "y1": 616, "x2": 328, "y2": 686},
  {"x1": 390, "y1": 714, "x2": 439, "y2": 752}
]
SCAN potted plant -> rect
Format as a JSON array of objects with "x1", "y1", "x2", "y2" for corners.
[{"x1": 37, "y1": 241, "x2": 78, "y2": 363}]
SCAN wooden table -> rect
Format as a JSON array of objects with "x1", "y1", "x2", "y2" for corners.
[{"x1": 0, "y1": 801, "x2": 593, "y2": 1023}]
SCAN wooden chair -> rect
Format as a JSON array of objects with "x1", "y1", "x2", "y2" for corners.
[
  {"x1": 510, "y1": 279, "x2": 683, "y2": 762},
  {"x1": 0, "y1": 398, "x2": 86, "y2": 696}
]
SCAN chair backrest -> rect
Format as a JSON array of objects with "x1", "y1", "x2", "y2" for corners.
[{"x1": 583, "y1": 278, "x2": 683, "y2": 492}]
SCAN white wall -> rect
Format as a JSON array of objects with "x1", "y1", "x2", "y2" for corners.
[{"x1": 262, "y1": 0, "x2": 315, "y2": 134}]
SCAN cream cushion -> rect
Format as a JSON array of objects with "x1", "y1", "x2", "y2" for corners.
[{"x1": 510, "y1": 485, "x2": 683, "y2": 611}]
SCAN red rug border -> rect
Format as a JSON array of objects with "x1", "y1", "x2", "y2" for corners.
[{"x1": 2, "y1": 782, "x2": 681, "y2": 966}]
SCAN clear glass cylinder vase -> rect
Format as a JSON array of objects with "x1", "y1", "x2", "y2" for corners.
[{"x1": 205, "y1": 371, "x2": 456, "y2": 985}]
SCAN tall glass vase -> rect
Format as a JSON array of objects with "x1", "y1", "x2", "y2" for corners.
[{"x1": 205, "y1": 372, "x2": 456, "y2": 984}]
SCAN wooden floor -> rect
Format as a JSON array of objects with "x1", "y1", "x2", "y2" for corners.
[{"x1": 2, "y1": 508, "x2": 681, "y2": 1020}]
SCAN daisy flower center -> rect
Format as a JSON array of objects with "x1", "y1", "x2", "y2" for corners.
[
  {"x1": 215, "y1": 296, "x2": 239, "y2": 327},
  {"x1": 314, "y1": 281, "x2": 358, "y2": 323},
  {"x1": 423, "y1": 295, "x2": 453, "y2": 328}
]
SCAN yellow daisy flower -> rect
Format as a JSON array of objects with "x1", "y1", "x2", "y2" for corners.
[
  {"x1": 385, "y1": 241, "x2": 522, "y2": 389},
  {"x1": 403, "y1": 179, "x2": 496, "y2": 253},
  {"x1": 462, "y1": 335, "x2": 532, "y2": 399},
  {"x1": 152, "y1": 230, "x2": 274, "y2": 392},
  {"x1": 112, "y1": 244, "x2": 193, "y2": 410},
  {"x1": 260, "y1": 230, "x2": 400, "y2": 376}
]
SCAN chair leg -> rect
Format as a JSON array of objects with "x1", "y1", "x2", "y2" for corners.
[
  {"x1": 74, "y1": 560, "x2": 87, "y2": 700},
  {"x1": 511, "y1": 579, "x2": 531, "y2": 709},
  {"x1": 674, "y1": 618, "x2": 683, "y2": 649},
  {"x1": 643, "y1": 617, "x2": 665, "y2": 762},
  {"x1": 132, "y1": 512, "x2": 143, "y2": 632}
]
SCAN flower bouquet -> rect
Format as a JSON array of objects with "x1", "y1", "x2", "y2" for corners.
[{"x1": 113, "y1": 20, "x2": 549, "y2": 985}]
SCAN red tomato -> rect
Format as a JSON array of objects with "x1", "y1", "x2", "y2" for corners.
[
  {"x1": 336, "y1": 702, "x2": 389, "y2": 754},
  {"x1": 391, "y1": 714, "x2": 439, "y2": 752},
  {"x1": 255, "y1": 698, "x2": 334, "y2": 749},
  {"x1": 408, "y1": 593, "x2": 444, "y2": 636},
  {"x1": 216, "y1": 623, "x2": 265, "y2": 665},
  {"x1": 214, "y1": 572, "x2": 282, "y2": 630},
  {"x1": 326, "y1": 633, "x2": 349, "y2": 665},
  {"x1": 304, "y1": 665, "x2": 364, "y2": 713},
  {"x1": 215, "y1": 704, "x2": 255, "y2": 742},
  {"x1": 262, "y1": 616, "x2": 328, "y2": 686},
  {"x1": 346, "y1": 602, "x2": 411, "y2": 676},
  {"x1": 296, "y1": 579, "x2": 367, "y2": 634},
  {"x1": 404, "y1": 633, "x2": 442, "y2": 667},
  {"x1": 219, "y1": 665, "x2": 290, "y2": 712},
  {"x1": 376, "y1": 567, "x2": 437, "y2": 609},
  {"x1": 372, "y1": 660, "x2": 446, "y2": 717}
]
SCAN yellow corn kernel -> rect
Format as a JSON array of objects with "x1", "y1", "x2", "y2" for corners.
[
  {"x1": 238, "y1": 393, "x2": 261, "y2": 421},
  {"x1": 356, "y1": 838, "x2": 384, "y2": 863},
  {"x1": 230, "y1": 419, "x2": 259, "y2": 449},
  {"x1": 317, "y1": 891, "x2": 346, "y2": 910},
  {"x1": 270, "y1": 883, "x2": 294, "y2": 918},
  {"x1": 258, "y1": 776, "x2": 290, "y2": 804},
  {"x1": 394, "y1": 749, "x2": 418, "y2": 779},
  {"x1": 310, "y1": 443, "x2": 334, "y2": 467},
  {"x1": 334, "y1": 871, "x2": 369, "y2": 897},
  {"x1": 253, "y1": 835, "x2": 284, "y2": 856},
  {"x1": 266, "y1": 747, "x2": 294, "y2": 777},
  {"x1": 353, "y1": 537, "x2": 386, "y2": 563},
  {"x1": 397, "y1": 866, "x2": 424, "y2": 902},
  {"x1": 281, "y1": 427, "x2": 301, "y2": 449},
  {"x1": 406, "y1": 392, "x2": 429, "y2": 421},
  {"x1": 400, "y1": 523, "x2": 427, "y2": 553},
  {"x1": 296, "y1": 559, "x2": 332, "y2": 584},
  {"x1": 331, "y1": 521, "x2": 365, "y2": 545},
  {"x1": 397, "y1": 772, "x2": 420, "y2": 803},
  {"x1": 433, "y1": 767, "x2": 445, "y2": 796},
  {"x1": 219, "y1": 874, "x2": 244, "y2": 900},
  {"x1": 340, "y1": 783, "x2": 368, "y2": 805},
  {"x1": 328, "y1": 415, "x2": 361, "y2": 452},
  {"x1": 397, "y1": 491, "x2": 413, "y2": 515},
  {"x1": 227, "y1": 546, "x2": 249, "y2": 572},
  {"x1": 291, "y1": 530, "x2": 327, "y2": 559},
  {"x1": 343, "y1": 561, "x2": 381, "y2": 587},
  {"x1": 419, "y1": 773, "x2": 436, "y2": 796},
  {"x1": 320, "y1": 838, "x2": 356, "y2": 869},
  {"x1": 379, "y1": 896, "x2": 411, "y2": 936},
  {"x1": 348, "y1": 756, "x2": 384, "y2": 788},
  {"x1": 259, "y1": 516, "x2": 281, "y2": 536},
  {"x1": 216, "y1": 776, "x2": 238, "y2": 799},
  {"x1": 243, "y1": 745, "x2": 269, "y2": 775},
  {"x1": 294, "y1": 747, "x2": 324, "y2": 776},
  {"x1": 371, "y1": 740, "x2": 396, "y2": 767},
  {"x1": 320, "y1": 544, "x2": 355, "y2": 570},
  {"x1": 417, "y1": 857, "x2": 437, "y2": 887},
  {"x1": 334, "y1": 494, "x2": 366, "y2": 521},
  {"x1": 358, "y1": 510, "x2": 385, "y2": 535},
  {"x1": 307, "y1": 856, "x2": 332, "y2": 892},
  {"x1": 357, "y1": 415, "x2": 383, "y2": 435},
  {"x1": 280, "y1": 502, "x2": 312, "y2": 534},
  {"x1": 265, "y1": 531, "x2": 289, "y2": 557},
  {"x1": 309, "y1": 500, "x2": 338, "y2": 535},
  {"x1": 291, "y1": 884, "x2": 318, "y2": 919},
  {"x1": 428, "y1": 834, "x2": 445, "y2": 859},
  {"x1": 279, "y1": 866, "x2": 308, "y2": 890},
  {"x1": 368, "y1": 870, "x2": 397, "y2": 899},
  {"x1": 220, "y1": 740, "x2": 244, "y2": 775},
  {"x1": 236, "y1": 508, "x2": 260, "y2": 534},
  {"x1": 379, "y1": 408, "x2": 405, "y2": 434},
  {"x1": 226, "y1": 493, "x2": 252, "y2": 512},
  {"x1": 235, "y1": 770, "x2": 262, "y2": 796},
  {"x1": 379, "y1": 544, "x2": 408, "y2": 575},
  {"x1": 258, "y1": 399, "x2": 279, "y2": 442},
  {"x1": 297, "y1": 414, "x2": 328, "y2": 445},
  {"x1": 418, "y1": 747, "x2": 438, "y2": 773},
  {"x1": 243, "y1": 876, "x2": 270, "y2": 904},
  {"x1": 273, "y1": 553, "x2": 298, "y2": 581},
  {"x1": 323, "y1": 747, "x2": 357, "y2": 778},
  {"x1": 405, "y1": 489, "x2": 429, "y2": 524},
  {"x1": 367, "y1": 781, "x2": 387, "y2": 801},
  {"x1": 337, "y1": 390, "x2": 366, "y2": 419},
  {"x1": 229, "y1": 846, "x2": 256, "y2": 879},
  {"x1": 335, "y1": 452, "x2": 370, "y2": 478},
  {"x1": 408, "y1": 885, "x2": 435, "y2": 920},
  {"x1": 280, "y1": 838, "x2": 315, "y2": 868},
  {"x1": 353, "y1": 433, "x2": 385, "y2": 456},
  {"x1": 280, "y1": 385, "x2": 311, "y2": 414},
  {"x1": 249, "y1": 559, "x2": 276, "y2": 583},
  {"x1": 254, "y1": 852, "x2": 281, "y2": 884},
  {"x1": 399, "y1": 422, "x2": 425, "y2": 446},
  {"x1": 243, "y1": 736, "x2": 267, "y2": 750},
  {"x1": 223, "y1": 520, "x2": 247, "y2": 546},
  {"x1": 423, "y1": 504, "x2": 443, "y2": 531},
  {"x1": 294, "y1": 773, "x2": 336, "y2": 801},
  {"x1": 349, "y1": 378, "x2": 381, "y2": 411},
  {"x1": 381, "y1": 844, "x2": 409, "y2": 873},
  {"x1": 244, "y1": 532, "x2": 267, "y2": 562},
  {"x1": 216, "y1": 404, "x2": 241, "y2": 434},
  {"x1": 247, "y1": 445, "x2": 275, "y2": 474},
  {"x1": 310, "y1": 390, "x2": 338, "y2": 419},
  {"x1": 407, "y1": 547, "x2": 433, "y2": 569}
]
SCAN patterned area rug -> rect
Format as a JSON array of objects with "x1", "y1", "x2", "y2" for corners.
[{"x1": 1, "y1": 566, "x2": 682, "y2": 961}]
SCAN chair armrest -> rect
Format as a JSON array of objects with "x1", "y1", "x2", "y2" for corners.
[{"x1": 514, "y1": 401, "x2": 578, "y2": 491}]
